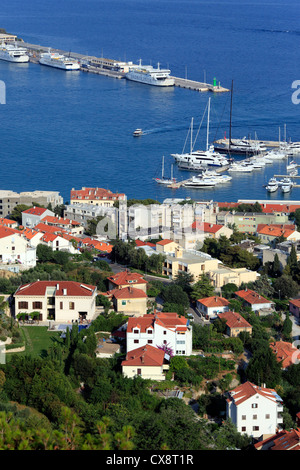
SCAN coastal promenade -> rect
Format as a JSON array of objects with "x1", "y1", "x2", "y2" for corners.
[{"x1": 19, "y1": 41, "x2": 229, "y2": 92}]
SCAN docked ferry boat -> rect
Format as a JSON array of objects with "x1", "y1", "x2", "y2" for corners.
[
  {"x1": 39, "y1": 50, "x2": 80, "y2": 70},
  {"x1": 0, "y1": 43, "x2": 29, "y2": 63},
  {"x1": 126, "y1": 60, "x2": 175, "y2": 87}
]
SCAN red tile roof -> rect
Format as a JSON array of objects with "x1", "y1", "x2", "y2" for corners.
[
  {"x1": 42, "y1": 215, "x2": 80, "y2": 226},
  {"x1": 156, "y1": 239, "x2": 174, "y2": 246},
  {"x1": 270, "y1": 341, "x2": 300, "y2": 369},
  {"x1": 0, "y1": 226, "x2": 20, "y2": 239},
  {"x1": 20, "y1": 228, "x2": 41, "y2": 240},
  {"x1": 0, "y1": 217, "x2": 18, "y2": 227},
  {"x1": 197, "y1": 296, "x2": 229, "y2": 308},
  {"x1": 127, "y1": 311, "x2": 188, "y2": 333},
  {"x1": 110, "y1": 286, "x2": 147, "y2": 299},
  {"x1": 135, "y1": 239, "x2": 156, "y2": 248},
  {"x1": 81, "y1": 237, "x2": 113, "y2": 253},
  {"x1": 257, "y1": 223, "x2": 296, "y2": 238},
  {"x1": 217, "y1": 202, "x2": 300, "y2": 214},
  {"x1": 254, "y1": 428, "x2": 300, "y2": 450},
  {"x1": 192, "y1": 221, "x2": 224, "y2": 233},
  {"x1": 227, "y1": 381, "x2": 280, "y2": 407},
  {"x1": 121, "y1": 344, "x2": 166, "y2": 367},
  {"x1": 15, "y1": 281, "x2": 96, "y2": 297},
  {"x1": 70, "y1": 187, "x2": 126, "y2": 201},
  {"x1": 34, "y1": 222, "x2": 67, "y2": 235},
  {"x1": 107, "y1": 270, "x2": 147, "y2": 287},
  {"x1": 289, "y1": 299, "x2": 300, "y2": 308},
  {"x1": 235, "y1": 289, "x2": 271, "y2": 305},
  {"x1": 22, "y1": 207, "x2": 48, "y2": 216},
  {"x1": 218, "y1": 310, "x2": 252, "y2": 330}
]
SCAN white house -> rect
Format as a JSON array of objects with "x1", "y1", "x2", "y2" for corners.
[
  {"x1": 14, "y1": 280, "x2": 97, "y2": 323},
  {"x1": 0, "y1": 226, "x2": 36, "y2": 267},
  {"x1": 22, "y1": 206, "x2": 54, "y2": 229},
  {"x1": 121, "y1": 344, "x2": 169, "y2": 381},
  {"x1": 234, "y1": 289, "x2": 274, "y2": 313},
  {"x1": 226, "y1": 381, "x2": 284, "y2": 440},
  {"x1": 126, "y1": 311, "x2": 193, "y2": 356},
  {"x1": 196, "y1": 296, "x2": 229, "y2": 320}
]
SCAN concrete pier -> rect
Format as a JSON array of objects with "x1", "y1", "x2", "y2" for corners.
[
  {"x1": 19, "y1": 41, "x2": 229, "y2": 92},
  {"x1": 172, "y1": 76, "x2": 229, "y2": 93}
]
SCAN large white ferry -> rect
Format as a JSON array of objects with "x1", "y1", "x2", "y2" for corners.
[
  {"x1": 125, "y1": 60, "x2": 175, "y2": 87},
  {"x1": 0, "y1": 43, "x2": 29, "y2": 63},
  {"x1": 39, "y1": 50, "x2": 80, "y2": 70}
]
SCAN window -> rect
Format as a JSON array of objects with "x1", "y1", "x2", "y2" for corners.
[
  {"x1": 134, "y1": 339, "x2": 139, "y2": 344},
  {"x1": 265, "y1": 414, "x2": 270, "y2": 419},
  {"x1": 253, "y1": 415, "x2": 257, "y2": 420},
  {"x1": 60, "y1": 302, "x2": 63, "y2": 309},
  {"x1": 69, "y1": 302, "x2": 75, "y2": 310},
  {"x1": 242, "y1": 415, "x2": 246, "y2": 420},
  {"x1": 147, "y1": 340, "x2": 153, "y2": 344},
  {"x1": 18, "y1": 301, "x2": 28, "y2": 309},
  {"x1": 32, "y1": 302, "x2": 42, "y2": 309},
  {"x1": 133, "y1": 329, "x2": 139, "y2": 334},
  {"x1": 147, "y1": 329, "x2": 153, "y2": 334},
  {"x1": 253, "y1": 426, "x2": 259, "y2": 431},
  {"x1": 163, "y1": 330, "x2": 167, "y2": 335},
  {"x1": 252, "y1": 403, "x2": 258, "y2": 408},
  {"x1": 122, "y1": 300, "x2": 126, "y2": 305},
  {"x1": 241, "y1": 427, "x2": 246, "y2": 432}
]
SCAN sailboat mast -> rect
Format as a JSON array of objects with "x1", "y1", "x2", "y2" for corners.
[
  {"x1": 191, "y1": 117, "x2": 193, "y2": 153},
  {"x1": 162, "y1": 155, "x2": 164, "y2": 179},
  {"x1": 229, "y1": 80, "x2": 233, "y2": 150},
  {"x1": 206, "y1": 97, "x2": 211, "y2": 151}
]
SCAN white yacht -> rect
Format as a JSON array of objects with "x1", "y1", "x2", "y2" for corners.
[
  {"x1": 126, "y1": 60, "x2": 175, "y2": 87},
  {"x1": 214, "y1": 137, "x2": 267, "y2": 155},
  {"x1": 174, "y1": 146, "x2": 229, "y2": 169},
  {"x1": 0, "y1": 43, "x2": 29, "y2": 63},
  {"x1": 39, "y1": 50, "x2": 80, "y2": 70},
  {"x1": 264, "y1": 149, "x2": 286, "y2": 160},
  {"x1": 133, "y1": 128, "x2": 143, "y2": 137},
  {"x1": 287, "y1": 160, "x2": 297, "y2": 171},
  {"x1": 279, "y1": 177, "x2": 293, "y2": 193},
  {"x1": 184, "y1": 175, "x2": 218, "y2": 188},
  {"x1": 228, "y1": 162, "x2": 253, "y2": 172},
  {"x1": 200, "y1": 170, "x2": 232, "y2": 184},
  {"x1": 284, "y1": 142, "x2": 300, "y2": 155},
  {"x1": 172, "y1": 100, "x2": 229, "y2": 169},
  {"x1": 266, "y1": 177, "x2": 279, "y2": 193}
]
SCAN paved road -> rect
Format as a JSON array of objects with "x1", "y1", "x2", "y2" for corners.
[{"x1": 291, "y1": 314, "x2": 300, "y2": 345}]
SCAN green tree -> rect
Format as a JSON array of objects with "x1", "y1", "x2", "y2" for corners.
[
  {"x1": 282, "y1": 313, "x2": 293, "y2": 340},
  {"x1": 245, "y1": 342, "x2": 282, "y2": 388},
  {"x1": 190, "y1": 275, "x2": 215, "y2": 301},
  {"x1": 273, "y1": 274, "x2": 299, "y2": 299},
  {"x1": 272, "y1": 253, "x2": 281, "y2": 277},
  {"x1": 9, "y1": 204, "x2": 31, "y2": 224}
]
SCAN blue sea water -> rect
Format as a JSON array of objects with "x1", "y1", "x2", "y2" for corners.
[{"x1": 1, "y1": 0, "x2": 300, "y2": 203}]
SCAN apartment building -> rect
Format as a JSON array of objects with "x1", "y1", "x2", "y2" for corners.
[
  {"x1": 226, "y1": 381, "x2": 284, "y2": 440},
  {"x1": 126, "y1": 311, "x2": 193, "y2": 356},
  {"x1": 14, "y1": 280, "x2": 97, "y2": 322}
]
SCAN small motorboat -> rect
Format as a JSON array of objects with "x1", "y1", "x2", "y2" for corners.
[{"x1": 133, "y1": 128, "x2": 143, "y2": 137}]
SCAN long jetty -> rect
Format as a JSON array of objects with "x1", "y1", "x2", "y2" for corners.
[{"x1": 19, "y1": 41, "x2": 229, "y2": 93}]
